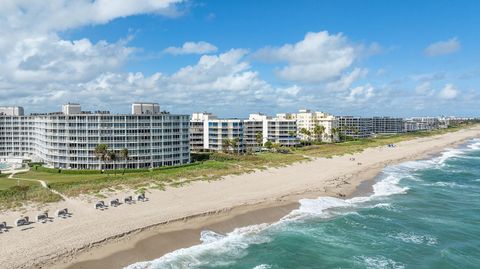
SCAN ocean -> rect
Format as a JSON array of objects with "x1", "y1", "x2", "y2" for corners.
[{"x1": 126, "y1": 139, "x2": 480, "y2": 269}]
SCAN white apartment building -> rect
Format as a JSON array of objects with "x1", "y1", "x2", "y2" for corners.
[
  {"x1": 0, "y1": 103, "x2": 190, "y2": 169},
  {"x1": 279, "y1": 109, "x2": 338, "y2": 142},
  {"x1": 189, "y1": 112, "x2": 244, "y2": 152},
  {"x1": 244, "y1": 113, "x2": 298, "y2": 151},
  {"x1": 0, "y1": 106, "x2": 24, "y2": 116}
]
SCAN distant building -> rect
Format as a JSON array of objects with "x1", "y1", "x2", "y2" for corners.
[
  {"x1": 244, "y1": 113, "x2": 298, "y2": 151},
  {"x1": 0, "y1": 106, "x2": 24, "y2": 116},
  {"x1": 372, "y1": 117, "x2": 405, "y2": 134},
  {"x1": 0, "y1": 103, "x2": 190, "y2": 169},
  {"x1": 189, "y1": 112, "x2": 244, "y2": 153},
  {"x1": 281, "y1": 109, "x2": 338, "y2": 142},
  {"x1": 336, "y1": 116, "x2": 373, "y2": 139}
]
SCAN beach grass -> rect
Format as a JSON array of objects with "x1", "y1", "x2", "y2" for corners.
[{"x1": 0, "y1": 124, "x2": 475, "y2": 210}]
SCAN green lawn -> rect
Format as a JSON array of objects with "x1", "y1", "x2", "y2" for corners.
[{"x1": 0, "y1": 124, "x2": 476, "y2": 210}]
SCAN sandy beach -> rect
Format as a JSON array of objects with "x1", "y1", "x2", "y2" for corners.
[{"x1": 0, "y1": 127, "x2": 479, "y2": 269}]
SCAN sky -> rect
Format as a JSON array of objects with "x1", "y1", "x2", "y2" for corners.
[{"x1": 0, "y1": 0, "x2": 479, "y2": 117}]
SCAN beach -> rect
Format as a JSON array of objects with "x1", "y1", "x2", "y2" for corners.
[{"x1": 1, "y1": 127, "x2": 479, "y2": 269}]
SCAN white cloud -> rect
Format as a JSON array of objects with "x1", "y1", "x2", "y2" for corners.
[
  {"x1": 9, "y1": 50, "x2": 303, "y2": 114},
  {"x1": 424, "y1": 37, "x2": 460, "y2": 57},
  {"x1": 415, "y1": 82, "x2": 434, "y2": 95},
  {"x1": 326, "y1": 68, "x2": 368, "y2": 91},
  {"x1": 254, "y1": 31, "x2": 358, "y2": 83},
  {"x1": 438, "y1": 83, "x2": 459, "y2": 99},
  {"x1": 164, "y1": 41, "x2": 218, "y2": 55},
  {"x1": 346, "y1": 84, "x2": 375, "y2": 103}
]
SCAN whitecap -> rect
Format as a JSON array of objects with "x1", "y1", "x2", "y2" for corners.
[
  {"x1": 388, "y1": 232, "x2": 438, "y2": 246},
  {"x1": 355, "y1": 255, "x2": 405, "y2": 269},
  {"x1": 125, "y1": 224, "x2": 272, "y2": 269}
]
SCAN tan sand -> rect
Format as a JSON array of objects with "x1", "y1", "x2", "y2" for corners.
[{"x1": 0, "y1": 127, "x2": 479, "y2": 269}]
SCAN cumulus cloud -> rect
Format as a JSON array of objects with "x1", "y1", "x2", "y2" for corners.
[
  {"x1": 254, "y1": 31, "x2": 358, "y2": 83},
  {"x1": 164, "y1": 41, "x2": 218, "y2": 55},
  {"x1": 346, "y1": 84, "x2": 375, "y2": 103},
  {"x1": 438, "y1": 83, "x2": 459, "y2": 99},
  {"x1": 8, "y1": 50, "x2": 303, "y2": 114},
  {"x1": 424, "y1": 37, "x2": 460, "y2": 57},
  {"x1": 326, "y1": 68, "x2": 368, "y2": 91}
]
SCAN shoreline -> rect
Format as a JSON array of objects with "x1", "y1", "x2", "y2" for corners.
[{"x1": 1, "y1": 127, "x2": 479, "y2": 269}]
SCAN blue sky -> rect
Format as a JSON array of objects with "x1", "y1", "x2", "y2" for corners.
[{"x1": 1, "y1": 0, "x2": 479, "y2": 117}]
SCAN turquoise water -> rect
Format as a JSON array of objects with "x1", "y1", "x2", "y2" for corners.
[
  {"x1": 0, "y1": 163, "x2": 8, "y2": 169},
  {"x1": 127, "y1": 139, "x2": 480, "y2": 269}
]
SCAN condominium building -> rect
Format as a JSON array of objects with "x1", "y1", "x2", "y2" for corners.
[
  {"x1": 372, "y1": 117, "x2": 405, "y2": 134},
  {"x1": 279, "y1": 109, "x2": 338, "y2": 142},
  {"x1": 189, "y1": 112, "x2": 244, "y2": 152},
  {"x1": 0, "y1": 106, "x2": 24, "y2": 116},
  {"x1": 244, "y1": 113, "x2": 298, "y2": 151},
  {"x1": 0, "y1": 103, "x2": 190, "y2": 169},
  {"x1": 336, "y1": 116, "x2": 373, "y2": 139},
  {"x1": 404, "y1": 117, "x2": 440, "y2": 132}
]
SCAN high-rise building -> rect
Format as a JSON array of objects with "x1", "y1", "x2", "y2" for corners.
[
  {"x1": 0, "y1": 103, "x2": 190, "y2": 169},
  {"x1": 0, "y1": 106, "x2": 24, "y2": 116},
  {"x1": 244, "y1": 113, "x2": 298, "y2": 151},
  {"x1": 372, "y1": 117, "x2": 405, "y2": 134},
  {"x1": 336, "y1": 116, "x2": 373, "y2": 139}
]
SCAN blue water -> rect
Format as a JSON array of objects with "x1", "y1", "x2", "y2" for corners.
[{"x1": 127, "y1": 139, "x2": 480, "y2": 269}]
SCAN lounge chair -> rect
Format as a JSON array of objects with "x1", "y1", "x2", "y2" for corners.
[
  {"x1": 0, "y1": 221, "x2": 6, "y2": 232},
  {"x1": 124, "y1": 196, "x2": 133, "y2": 204},
  {"x1": 137, "y1": 193, "x2": 146, "y2": 202},
  {"x1": 110, "y1": 199, "x2": 120, "y2": 207},
  {"x1": 15, "y1": 216, "x2": 29, "y2": 227},
  {"x1": 95, "y1": 201, "x2": 105, "y2": 209},
  {"x1": 56, "y1": 208, "x2": 68, "y2": 218},
  {"x1": 37, "y1": 212, "x2": 48, "y2": 223}
]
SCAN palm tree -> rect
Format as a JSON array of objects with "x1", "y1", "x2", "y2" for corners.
[
  {"x1": 107, "y1": 150, "x2": 117, "y2": 175},
  {"x1": 255, "y1": 132, "x2": 263, "y2": 151},
  {"x1": 231, "y1": 137, "x2": 240, "y2": 155},
  {"x1": 331, "y1": 127, "x2": 339, "y2": 142},
  {"x1": 299, "y1": 128, "x2": 312, "y2": 144},
  {"x1": 313, "y1": 125, "x2": 325, "y2": 142},
  {"x1": 94, "y1": 144, "x2": 109, "y2": 171},
  {"x1": 119, "y1": 148, "x2": 129, "y2": 175},
  {"x1": 222, "y1": 139, "x2": 231, "y2": 153}
]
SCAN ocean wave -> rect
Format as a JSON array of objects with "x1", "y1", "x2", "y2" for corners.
[
  {"x1": 422, "y1": 181, "x2": 466, "y2": 188},
  {"x1": 252, "y1": 265, "x2": 272, "y2": 269},
  {"x1": 355, "y1": 255, "x2": 405, "y2": 269},
  {"x1": 388, "y1": 232, "x2": 438, "y2": 246},
  {"x1": 125, "y1": 224, "x2": 271, "y2": 269}
]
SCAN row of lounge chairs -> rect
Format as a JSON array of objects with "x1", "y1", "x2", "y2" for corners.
[
  {"x1": 95, "y1": 194, "x2": 147, "y2": 210},
  {"x1": 0, "y1": 208, "x2": 71, "y2": 234}
]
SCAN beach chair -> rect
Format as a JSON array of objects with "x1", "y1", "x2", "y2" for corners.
[
  {"x1": 15, "y1": 216, "x2": 29, "y2": 227},
  {"x1": 110, "y1": 199, "x2": 120, "y2": 207},
  {"x1": 56, "y1": 208, "x2": 68, "y2": 218},
  {"x1": 95, "y1": 201, "x2": 105, "y2": 209},
  {"x1": 137, "y1": 193, "x2": 146, "y2": 202},
  {"x1": 124, "y1": 196, "x2": 133, "y2": 204},
  {"x1": 36, "y1": 212, "x2": 48, "y2": 223},
  {"x1": 0, "y1": 221, "x2": 6, "y2": 232}
]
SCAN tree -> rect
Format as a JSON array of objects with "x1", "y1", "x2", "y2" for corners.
[
  {"x1": 231, "y1": 137, "x2": 240, "y2": 155},
  {"x1": 264, "y1": 140, "x2": 273, "y2": 150},
  {"x1": 119, "y1": 148, "x2": 129, "y2": 175},
  {"x1": 255, "y1": 132, "x2": 263, "y2": 150},
  {"x1": 331, "y1": 127, "x2": 339, "y2": 142},
  {"x1": 222, "y1": 139, "x2": 231, "y2": 153},
  {"x1": 107, "y1": 150, "x2": 117, "y2": 175},
  {"x1": 94, "y1": 144, "x2": 109, "y2": 171},
  {"x1": 313, "y1": 125, "x2": 326, "y2": 142}
]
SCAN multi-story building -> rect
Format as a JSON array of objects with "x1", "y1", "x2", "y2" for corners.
[
  {"x1": 244, "y1": 113, "x2": 298, "y2": 151},
  {"x1": 336, "y1": 116, "x2": 373, "y2": 139},
  {"x1": 189, "y1": 112, "x2": 244, "y2": 153},
  {"x1": 280, "y1": 109, "x2": 338, "y2": 142},
  {"x1": 0, "y1": 106, "x2": 24, "y2": 116},
  {"x1": 0, "y1": 103, "x2": 190, "y2": 169},
  {"x1": 372, "y1": 117, "x2": 405, "y2": 134},
  {"x1": 403, "y1": 117, "x2": 440, "y2": 132}
]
